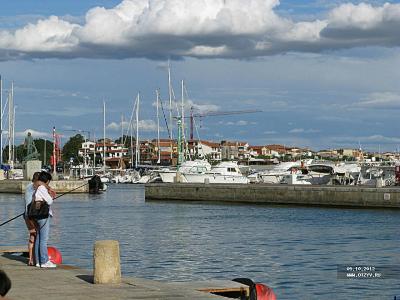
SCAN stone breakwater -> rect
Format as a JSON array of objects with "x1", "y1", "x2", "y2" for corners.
[{"x1": 145, "y1": 183, "x2": 400, "y2": 208}]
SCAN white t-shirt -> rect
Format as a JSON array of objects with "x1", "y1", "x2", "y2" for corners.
[{"x1": 36, "y1": 185, "x2": 54, "y2": 216}]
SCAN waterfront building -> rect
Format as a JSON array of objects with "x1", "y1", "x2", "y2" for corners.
[
  {"x1": 316, "y1": 149, "x2": 340, "y2": 160},
  {"x1": 249, "y1": 146, "x2": 271, "y2": 157},
  {"x1": 153, "y1": 139, "x2": 178, "y2": 165},
  {"x1": 220, "y1": 141, "x2": 249, "y2": 160},
  {"x1": 187, "y1": 140, "x2": 222, "y2": 162},
  {"x1": 78, "y1": 139, "x2": 129, "y2": 168},
  {"x1": 337, "y1": 148, "x2": 363, "y2": 160},
  {"x1": 265, "y1": 144, "x2": 287, "y2": 157}
]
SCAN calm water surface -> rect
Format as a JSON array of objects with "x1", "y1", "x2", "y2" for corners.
[{"x1": 1, "y1": 185, "x2": 399, "y2": 299}]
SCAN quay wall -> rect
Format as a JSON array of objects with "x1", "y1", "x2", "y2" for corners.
[
  {"x1": 0, "y1": 180, "x2": 88, "y2": 194},
  {"x1": 145, "y1": 183, "x2": 400, "y2": 208}
]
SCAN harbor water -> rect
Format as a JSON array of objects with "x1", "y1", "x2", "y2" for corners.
[{"x1": 1, "y1": 185, "x2": 399, "y2": 299}]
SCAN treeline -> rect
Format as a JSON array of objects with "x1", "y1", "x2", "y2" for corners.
[
  {"x1": 2, "y1": 134, "x2": 137, "y2": 165},
  {"x1": 3, "y1": 138, "x2": 53, "y2": 165}
]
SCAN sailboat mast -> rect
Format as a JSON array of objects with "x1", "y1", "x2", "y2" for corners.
[
  {"x1": 181, "y1": 80, "x2": 185, "y2": 132},
  {"x1": 130, "y1": 121, "x2": 133, "y2": 169},
  {"x1": 93, "y1": 133, "x2": 96, "y2": 171},
  {"x1": 181, "y1": 79, "x2": 185, "y2": 160},
  {"x1": 103, "y1": 100, "x2": 106, "y2": 174},
  {"x1": 0, "y1": 75, "x2": 2, "y2": 165},
  {"x1": 121, "y1": 114, "x2": 124, "y2": 143},
  {"x1": 44, "y1": 139, "x2": 46, "y2": 165},
  {"x1": 12, "y1": 105, "x2": 15, "y2": 166},
  {"x1": 135, "y1": 93, "x2": 140, "y2": 168},
  {"x1": 8, "y1": 83, "x2": 12, "y2": 167},
  {"x1": 120, "y1": 114, "x2": 124, "y2": 169},
  {"x1": 156, "y1": 89, "x2": 161, "y2": 164},
  {"x1": 168, "y1": 60, "x2": 173, "y2": 162},
  {"x1": 52, "y1": 127, "x2": 56, "y2": 176}
]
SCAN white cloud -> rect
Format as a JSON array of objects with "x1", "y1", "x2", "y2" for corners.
[
  {"x1": 354, "y1": 92, "x2": 400, "y2": 109},
  {"x1": 331, "y1": 134, "x2": 400, "y2": 145},
  {"x1": 16, "y1": 129, "x2": 51, "y2": 138},
  {"x1": 106, "y1": 122, "x2": 121, "y2": 131},
  {"x1": 289, "y1": 128, "x2": 320, "y2": 134},
  {"x1": 185, "y1": 100, "x2": 219, "y2": 114},
  {"x1": 139, "y1": 119, "x2": 159, "y2": 131},
  {"x1": 264, "y1": 130, "x2": 277, "y2": 135},
  {"x1": 1, "y1": 1, "x2": 400, "y2": 60},
  {"x1": 220, "y1": 120, "x2": 249, "y2": 126},
  {"x1": 152, "y1": 99, "x2": 219, "y2": 115},
  {"x1": 107, "y1": 119, "x2": 161, "y2": 132},
  {"x1": 289, "y1": 128, "x2": 304, "y2": 133}
]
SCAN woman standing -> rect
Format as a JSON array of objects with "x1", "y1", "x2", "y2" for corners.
[
  {"x1": 34, "y1": 171, "x2": 57, "y2": 268},
  {"x1": 24, "y1": 172, "x2": 41, "y2": 266}
]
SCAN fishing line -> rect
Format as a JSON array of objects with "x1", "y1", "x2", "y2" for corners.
[{"x1": 0, "y1": 182, "x2": 89, "y2": 227}]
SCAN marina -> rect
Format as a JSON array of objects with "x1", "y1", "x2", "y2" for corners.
[
  {"x1": 1, "y1": 185, "x2": 399, "y2": 299},
  {"x1": 1, "y1": 1, "x2": 400, "y2": 299}
]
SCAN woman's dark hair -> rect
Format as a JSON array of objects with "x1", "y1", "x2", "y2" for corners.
[
  {"x1": 38, "y1": 171, "x2": 52, "y2": 183},
  {"x1": 0, "y1": 269, "x2": 11, "y2": 296},
  {"x1": 32, "y1": 171, "x2": 41, "y2": 183}
]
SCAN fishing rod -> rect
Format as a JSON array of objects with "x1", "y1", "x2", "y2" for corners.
[{"x1": 0, "y1": 182, "x2": 89, "y2": 227}]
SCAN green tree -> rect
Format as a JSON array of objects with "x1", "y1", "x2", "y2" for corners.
[
  {"x1": 114, "y1": 135, "x2": 135, "y2": 148},
  {"x1": 34, "y1": 139, "x2": 53, "y2": 165},
  {"x1": 2, "y1": 144, "x2": 25, "y2": 164},
  {"x1": 62, "y1": 134, "x2": 84, "y2": 163}
]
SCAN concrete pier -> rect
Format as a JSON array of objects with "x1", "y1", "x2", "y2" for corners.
[
  {"x1": 145, "y1": 183, "x2": 400, "y2": 208},
  {"x1": 0, "y1": 180, "x2": 88, "y2": 194},
  {"x1": 0, "y1": 253, "x2": 246, "y2": 299}
]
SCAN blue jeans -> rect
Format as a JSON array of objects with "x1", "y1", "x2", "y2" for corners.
[{"x1": 35, "y1": 218, "x2": 50, "y2": 264}]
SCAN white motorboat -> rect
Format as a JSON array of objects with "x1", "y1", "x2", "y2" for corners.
[
  {"x1": 358, "y1": 166, "x2": 395, "y2": 187},
  {"x1": 305, "y1": 162, "x2": 336, "y2": 185},
  {"x1": 112, "y1": 169, "x2": 141, "y2": 183},
  {"x1": 282, "y1": 173, "x2": 312, "y2": 185},
  {"x1": 259, "y1": 161, "x2": 304, "y2": 184},
  {"x1": 158, "y1": 160, "x2": 211, "y2": 183},
  {"x1": 295, "y1": 162, "x2": 361, "y2": 185},
  {"x1": 183, "y1": 161, "x2": 249, "y2": 184}
]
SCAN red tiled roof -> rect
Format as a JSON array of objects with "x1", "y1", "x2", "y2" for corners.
[
  {"x1": 249, "y1": 146, "x2": 264, "y2": 150},
  {"x1": 199, "y1": 140, "x2": 220, "y2": 148},
  {"x1": 221, "y1": 141, "x2": 247, "y2": 146},
  {"x1": 265, "y1": 144, "x2": 287, "y2": 151}
]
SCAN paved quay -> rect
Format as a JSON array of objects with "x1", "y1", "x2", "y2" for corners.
[
  {"x1": 0, "y1": 254, "x2": 233, "y2": 299},
  {"x1": 145, "y1": 183, "x2": 400, "y2": 208}
]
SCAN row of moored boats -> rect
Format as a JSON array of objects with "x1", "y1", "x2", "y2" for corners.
[{"x1": 101, "y1": 159, "x2": 397, "y2": 186}]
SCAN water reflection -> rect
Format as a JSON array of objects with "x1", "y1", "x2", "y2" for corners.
[{"x1": 0, "y1": 185, "x2": 399, "y2": 298}]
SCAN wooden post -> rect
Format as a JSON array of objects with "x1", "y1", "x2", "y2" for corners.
[{"x1": 93, "y1": 240, "x2": 121, "y2": 284}]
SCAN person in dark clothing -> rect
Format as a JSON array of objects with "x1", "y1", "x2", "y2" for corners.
[{"x1": 0, "y1": 269, "x2": 11, "y2": 297}]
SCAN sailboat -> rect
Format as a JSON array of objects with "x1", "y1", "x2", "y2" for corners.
[{"x1": 157, "y1": 77, "x2": 212, "y2": 183}]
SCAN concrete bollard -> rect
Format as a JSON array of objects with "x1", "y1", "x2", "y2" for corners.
[{"x1": 93, "y1": 240, "x2": 121, "y2": 284}]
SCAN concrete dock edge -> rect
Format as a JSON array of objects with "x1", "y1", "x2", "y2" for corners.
[
  {"x1": 145, "y1": 183, "x2": 400, "y2": 208},
  {"x1": 0, "y1": 180, "x2": 89, "y2": 194}
]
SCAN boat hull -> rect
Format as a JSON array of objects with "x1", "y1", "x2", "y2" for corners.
[{"x1": 183, "y1": 173, "x2": 249, "y2": 184}]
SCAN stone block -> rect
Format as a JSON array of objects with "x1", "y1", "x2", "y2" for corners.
[
  {"x1": 23, "y1": 160, "x2": 42, "y2": 181},
  {"x1": 93, "y1": 240, "x2": 121, "y2": 284}
]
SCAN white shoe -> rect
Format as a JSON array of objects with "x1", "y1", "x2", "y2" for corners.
[{"x1": 37, "y1": 261, "x2": 57, "y2": 268}]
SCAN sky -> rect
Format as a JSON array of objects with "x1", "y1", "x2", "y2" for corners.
[{"x1": 0, "y1": 0, "x2": 400, "y2": 151}]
